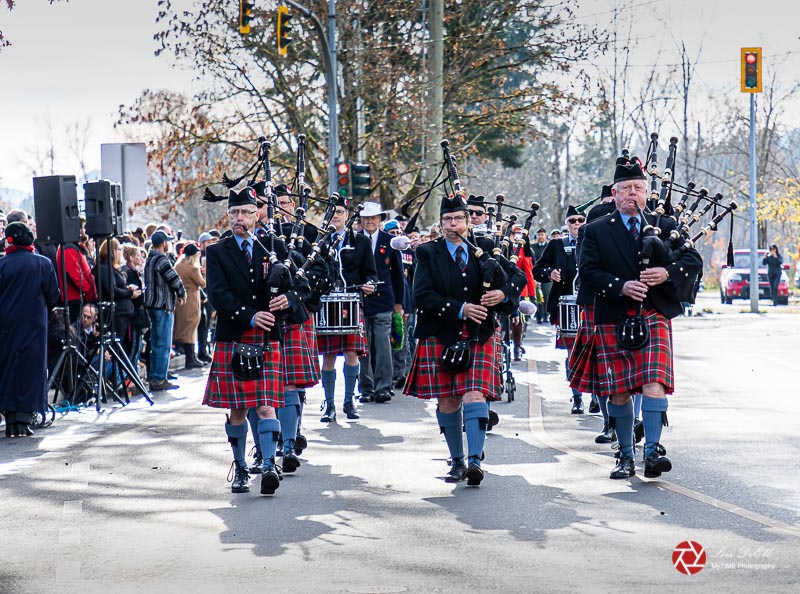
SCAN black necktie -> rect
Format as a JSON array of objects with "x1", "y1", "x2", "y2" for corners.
[
  {"x1": 242, "y1": 239, "x2": 252, "y2": 264},
  {"x1": 628, "y1": 217, "x2": 639, "y2": 240},
  {"x1": 455, "y1": 245, "x2": 467, "y2": 273}
]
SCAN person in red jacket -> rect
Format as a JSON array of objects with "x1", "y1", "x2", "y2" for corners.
[
  {"x1": 512, "y1": 247, "x2": 536, "y2": 360},
  {"x1": 56, "y1": 237, "x2": 98, "y2": 323}
]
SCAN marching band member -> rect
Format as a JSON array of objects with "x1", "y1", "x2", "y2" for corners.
[
  {"x1": 202, "y1": 188, "x2": 288, "y2": 496},
  {"x1": 532, "y1": 206, "x2": 586, "y2": 413},
  {"x1": 317, "y1": 196, "x2": 378, "y2": 422},
  {"x1": 579, "y1": 159, "x2": 702, "y2": 479},
  {"x1": 404, "y1": 193, "x2": 520, "y2": 486}
]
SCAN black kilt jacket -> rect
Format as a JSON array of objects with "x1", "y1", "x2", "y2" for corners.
[
  {"x1": 579, "y1": 211, "x2": 702, "y2": 324},
  {"x1": 532, "y1": 236, "x2": 578, "y2": 319},
  {"x1": 413, "y1": 237, "x2": 523, "y2": 346},
  {"x1": 206, "y1": 234, "x2": 306, "y2": 342},
  {"x1": 335, "y1": 231, "x2": 378, "y2": 288}
]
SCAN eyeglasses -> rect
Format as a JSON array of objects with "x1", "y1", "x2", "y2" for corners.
[
  {"x1": 277, "y1": 200, "x2": 293, "y2": 208},
  {"x1": 228, "y1": 208, "x2": 258, "y2": 217},
  {"x1": 567, "y1": 217, "x2": 585, "y2": 224},
  {"x1": 441, "y1": 215, "x2": 467, "y2": 224},
  {"x1": 333, "y1": 208, "x2": 348, "y2": 216},
  {"x1": 468, "y1": 210, "x2": 486, "y2": 217}
]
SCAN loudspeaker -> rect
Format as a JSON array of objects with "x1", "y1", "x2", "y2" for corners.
[
  {"x1": 84, "y1": 180, "x2": 115, "y2": 237},
  {"x1": 110, "y1": 182, "x2": 126, "y2": 235},
  {"x1": 32, "y1": 175, "x2": 81, "y2": 245}
]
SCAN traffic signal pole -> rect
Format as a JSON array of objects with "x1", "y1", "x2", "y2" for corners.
[
  {"x1": 749, "y1": 93, "x2": 759, "y2": 313},
  {"x1": 282, "y1": 1, "x2": 339, "y2": 195}
]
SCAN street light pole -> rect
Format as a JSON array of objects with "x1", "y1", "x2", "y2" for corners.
[{"x1": 283, "y1": 1, "x2": 339, "y2": 196}]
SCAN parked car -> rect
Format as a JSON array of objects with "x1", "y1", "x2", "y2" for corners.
[{"x1": 719, "y1": 248, "x2": 789, "y2": 305}]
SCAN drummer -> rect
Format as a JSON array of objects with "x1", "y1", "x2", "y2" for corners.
[
  {"x1": 532, "y1": 205, "x2": 585, "y2": 413},
  {"x1": 317, "y1": 195, "x2": 378, "y2": 423}
]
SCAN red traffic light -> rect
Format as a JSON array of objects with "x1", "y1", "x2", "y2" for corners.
[
  {"x1": 745, "y1": 53, "x2": 757, "y2": 64},
  {"x1": 337, "y1": 162, "x2": 350, "y2": 175}
]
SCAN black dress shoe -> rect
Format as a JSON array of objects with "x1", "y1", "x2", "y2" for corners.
[
  {"x1": 393, "y1": 377, "x2": 406, "y2": 389},
  {"x1": 609, "y1": 456, "x2": 635, "y2": 479},
  {"x1": 282, "y1": 452, "x2": 301, "y2": 473},
  {"x1": 320, "y1": 405, "x2": 336, "y2": 422},
  {"x1": 633, "y1": 418, "x2": 644, "y2": 444},
  {"x1": 260, "y1": 467, "x2": 281, "y2": 494},
  {"x1": 229, "y1": 462, "x2": 250, "y2": 493},
  {"x1": 167, "y1": 372, "x2": 179, "y2": 380},
  {"x1": 444, "y1": 459, "x2": 467, "y2": 483},
  {"x1": 294, "y1": 433, "x2": 308, "y2": 455},
  {"x1": 644, "y1": 450, "x2": 672, "y2": 478},
  {"x1": 358, "y1": 393, "x2": 374, "y2": 403},
  {"x1": 343, "y1": 402, "x2": 360, "y2": 419},
  {"x1": 571, "y1": 397, "x2": 584, "y2": 414},
  {"x1": 588, "y1": 397, "x2": 600, "y2": 414},
  {"x1": 465, "y1": 463, "x2": 484, "y2": 486},
  {"x1": 487, "y1": 409, "x2": 500, "y2": 431},
  {"x1": 374, "y1": 391, "x2": 392, "y2": 403},
  {"x1": 198, "y1": 353, "x2": 213, "y2": 364},
  {"x1": 594, "y1": 425, "x2": 616, "y2": 444},
  {"x1": 249, "y1": 452, "x2": 263, "y2": 474}
]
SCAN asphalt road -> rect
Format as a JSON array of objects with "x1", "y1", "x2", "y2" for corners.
[{"x1": 1, "y1": 293, "x2": 798, "y2": 593}]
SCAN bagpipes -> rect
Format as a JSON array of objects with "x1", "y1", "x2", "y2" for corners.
[{"x1": 616, "y1": 133, "x2": 737, "y2": 350}]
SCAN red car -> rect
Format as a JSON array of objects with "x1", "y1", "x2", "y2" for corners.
[{"x1": 719, "y1": 249, "x2": 789, "y2": 304}]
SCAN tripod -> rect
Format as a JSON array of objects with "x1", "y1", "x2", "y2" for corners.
[
  {"x1": 47, "y1": 245, "x2": 92, "y2": 406},
  {"x1": 91, "y1": 236, "x2": 153, "y2": 411}
]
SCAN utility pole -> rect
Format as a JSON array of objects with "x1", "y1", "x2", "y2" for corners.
[{"x1": 422, "y1": 0, "x2": 444, "y2": 225}]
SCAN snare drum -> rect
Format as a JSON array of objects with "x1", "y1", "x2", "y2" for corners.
[
  {"x1": 315, "y1": 292, "x2": 363, "y2": 335},
  {"x1": 557, "y1": 295, "x2": 580, "y2": 338}
]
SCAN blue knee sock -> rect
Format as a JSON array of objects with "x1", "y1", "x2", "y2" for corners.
[
  {"x1": 463, "y1": 401, "x2": 490, "y2": 466},
  {"x1": 642, "y1": 396, "x2": 669, "y2": 457},
  {"x1": 296, "y1": 393, "x2": 305, "y2": 437},
  {"x1": 633, "y1": 392, "x2": 643, "y2": 419},
  {"x1": 608, "y1": 400, "x2": 634, "y2": 459},
  {"x1": 278, "y1": 389, "x2": 301, "y2": 454},
  {"x1": 344, "y1": 363, "x2": 359, "y2": 404},
  {"x1": 597, "y1": 395, "x2": 609, "y2": 425},
  {"x1": 246, "y1": 408, "x2": 261, "y2": 457},
  {"x1": 321, "y1": 369, "x2": 336, "y2": 406},
  {"x1": 257, "y1": 418, "x2": 281, "y2": 469},
  {"x1": 225, "y1": 422, "x2": 248, "y2": 466},
  {"x1": 436, "y1": 407, "x2": 464, "y2": 463}
]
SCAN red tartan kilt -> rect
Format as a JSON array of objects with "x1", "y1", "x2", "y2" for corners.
[
  {"x1": 403, "y1": 333, "x2": 502, "y2": 401},
  {"x1": 203, "y1": 328, "x2": 283, "y2": 409},
  {"x1": 593, "y1": 309, "x2": 674, "y2": 396},
  {"x1": 316, "y1": 310, "x2": 367, "y2": 356},
  {"x1": 300, "y1": 316, "x2": 321, "y2": 386},
  {"x1": 282, "y1": 321, "x2": 319, "y2": 388},
  {"x1": 568, "y1": 306, "x2": 599, "y2": 393}
]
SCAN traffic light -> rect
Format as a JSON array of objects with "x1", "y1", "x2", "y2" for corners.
[
  {"x1": 741, "y1": 47, "x2": 762, "y2": 93},
  {"x1": 239, "y1": 0, "x2": 255, "y2": 35},
  {"x1": 351, "y1": 163, "x2": 372, "y2": 199},
  {"x1": 336, "y1": 161, "x2": 351, "y2": 198},
  {"x1": 276, "y1": 5, "x2": 292, "y2": 56}
]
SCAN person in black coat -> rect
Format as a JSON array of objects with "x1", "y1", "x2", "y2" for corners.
[
  {"x1": 93, "y1": 238, "x2": 141, "y2": 361},
  {"x1": 579, "y1": 158, "x2": 702, "y2": 480},
  {"x1": 358, "y1": 201, "x2": 405, "y2": 404},
  {"x1": 202, "y1": 187, "x2": 305, "y2": 496},
  {"x1": 404, "y1": 193, "x2": 522, "y2": 486},
  {"x1": 0, "y1": 222, "x2": 61, "y2": 437},
  {"x1": 533, "y1": 205, "x2": 586, "y2": 413},
  {"x1": 763, "y1": 244, "x2": 783, "y2": 306},
  {"x1": 316, "y1": 196, "x2": 378, "y2": 422}
]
